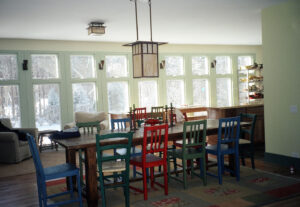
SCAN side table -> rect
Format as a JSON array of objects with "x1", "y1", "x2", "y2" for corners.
[{"x1": 38, "y1": 130, "x2": 59, "y2": 152}]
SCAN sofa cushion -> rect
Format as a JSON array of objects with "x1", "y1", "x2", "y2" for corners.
[
  {"x1": 75, "y1": 111, "x2": 107, "y2": 123},
  {"x1": 0, "y1": 118, "x2": 13, "y2": 129}
]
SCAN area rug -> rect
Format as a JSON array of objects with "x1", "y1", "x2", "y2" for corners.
[{"x1": 46, "y1": 166, "x2": 300, "y2": 207}]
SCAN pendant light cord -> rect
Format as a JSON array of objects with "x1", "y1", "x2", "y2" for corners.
[
  {"x1": 135, "y1": 0, "x2": 139, "y2": 41},
  {"x1": 149, "y1": 0, "x2": 153, "y2": 42}
]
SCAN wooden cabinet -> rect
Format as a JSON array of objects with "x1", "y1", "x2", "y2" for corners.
[{"x1": 207, "y1": 104, "x2": 264, "y2": 144}]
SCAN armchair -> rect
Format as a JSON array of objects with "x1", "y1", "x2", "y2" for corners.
[{"x1": 0, "y1": 118, "x2": 38, "y2": 163}]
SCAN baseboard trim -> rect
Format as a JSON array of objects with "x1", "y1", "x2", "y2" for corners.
[{"x1": 264, "y1": 152, "x2": 300, "y2": 170}]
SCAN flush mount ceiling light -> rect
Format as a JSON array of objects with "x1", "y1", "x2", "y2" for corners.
[
  {"x1": 87, "y1": 22, "x2": 105, "y2": 35},
  {"x1": 123, "y1": 0, "x2": 167, "y2": 78}
]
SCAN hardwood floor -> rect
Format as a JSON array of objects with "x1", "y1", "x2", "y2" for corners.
[{"x1": 0, "y1": 146, "x2": 299, "y2": 207}]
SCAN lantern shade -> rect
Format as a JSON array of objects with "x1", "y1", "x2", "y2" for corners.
[{"x1": 124, "y1": 41, "x2": 166, "y2": 78}]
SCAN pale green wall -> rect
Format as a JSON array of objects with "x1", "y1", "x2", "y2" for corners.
[
  {"x1": 0, "y1": 39, "x2": 262, "y2": 58},
  {"x1": 262, "y1": 0, "x2": 300, "y2": 158}
]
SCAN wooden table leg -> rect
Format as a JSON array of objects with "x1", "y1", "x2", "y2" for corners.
[
  {"x1": 85, "y1": 146, "x2": 98, "y2": 207},
  {"x1": 66, "y1": 149, "x2": 77, "y2": 190}
]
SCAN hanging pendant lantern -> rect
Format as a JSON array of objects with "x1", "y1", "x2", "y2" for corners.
[{"x1": 123, "y1": 0, "x2": 167, "y2": 78}]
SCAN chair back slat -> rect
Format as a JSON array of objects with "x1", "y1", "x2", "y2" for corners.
[
  {"x1": 143, "y1": 124, "x2": 168, "y2": 155},
  {"x1": 111, "y1": 117, "x2": 131, "y2": 130},
  {"x1": 240, "y1": 113, "x2": 256, "y2": 143},
  {"x1": 76, "y1": 121, "x2": 100, "y2": 135},
  {"x1": 27, "y1": 134, "x2": 45, "y2": 178},
  {"x1": 151, "y1": 106, "x2": 164, "y2": 119},
  {"x1": 183, "y1": 120, "x2": 207, "y2": 149},
  {"x1": 96, "y1": 132, "x2": 133, "y2": 172},
  {"x1": 218, "y1": 116, "x2": 241, "y2": 147},
  {"x1": 135, "y1": 107, "x2": 147, "y2": 120}
]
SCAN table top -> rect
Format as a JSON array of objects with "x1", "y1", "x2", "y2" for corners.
[{"x1": 54, "y1": 119, "x2": 248, "y2": 150}]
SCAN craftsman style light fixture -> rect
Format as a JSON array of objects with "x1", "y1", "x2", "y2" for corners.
[
  {"x1": 124, "y1": 0, "x2": 167, "y2": 78},
  {"x1": 88, "y1": 22, "x2": 105, "y2": 35}
]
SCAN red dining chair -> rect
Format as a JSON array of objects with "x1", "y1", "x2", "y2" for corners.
[{"x1": 130, "y1": 124, "x2": 169, "y2": 200}]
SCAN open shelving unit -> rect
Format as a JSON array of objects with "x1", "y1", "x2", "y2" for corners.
[{"x1": 238, "y1": 62, "x2": 264, "y2": 105}]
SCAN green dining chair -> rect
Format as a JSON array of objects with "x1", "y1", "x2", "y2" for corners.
[
  {"x1": 239, "y1": 113, "x2": 257, "y2": 169},
  {"x1": 167, "y1": 120, "x2": 207, "y2": 189},
  {"x1": 76, "y1": 121, "x2": 100, "y2": 187},
  {"x1": 96, "y1": 132, "x2": 133, "y2": 207}
]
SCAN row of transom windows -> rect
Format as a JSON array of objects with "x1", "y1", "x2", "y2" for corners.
[{"x1": 0, "y1": 52, "x2": 253, "y2": 130}]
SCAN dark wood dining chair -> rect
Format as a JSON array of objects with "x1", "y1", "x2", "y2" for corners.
[{"x1": 239, "y1": 113, "x2": 257, "y2": 169}]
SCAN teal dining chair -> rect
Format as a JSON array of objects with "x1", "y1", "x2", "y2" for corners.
[
  {"x1": 167, "y1": 120, "x2": 207, "y2": 189},
  {"x1": 76, "y1": 121, "x2": 100, "y2": 187},
  {"x1": 239, "y1": 113, "x2": 257, "y2": 169},
  {"x1": 206, "y1": 116, "x2": 241, "y2": 184},
  {"x1": 27, "y1": 133, "x2": 83, "y2": 207},
  {"x1": 96, "y1": 132, "x2": 133, "y2": 207}
]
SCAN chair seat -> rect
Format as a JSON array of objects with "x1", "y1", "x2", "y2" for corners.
[
  {"x1": 239, "y1": 138, "x2": 251, "y2": 145},
  {"x1": 44, "y1": 163, "x2": 78, "y2": 180},
  {"x1": 206, "y1": 144, "x2": 229, "y2": 152},
  {"x1": 168, "y1": 147, "x2": 204, "y2": 158},
  {"x1": 130, "y1": 154, "x2": 163, "y2": 164},
  {"x1": 116, "y1": 147, "x2": 142, "y2": 155},
  {"x1": 102, "y1": 160, "x2": 126, "y2": 173}
]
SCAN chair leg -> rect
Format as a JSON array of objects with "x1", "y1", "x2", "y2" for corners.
[
  {"x1": 235, "y1": 152, "x2": 240, "y2": 182},
  {"x1": 99, "y1": 173, "x2": 106, "y2": 207},
  {"x1": 251, "y1": 155, "x2": 255, "y2": 169},
  {"x1": 142, "y1": 167, "x2": 148, "y2": 200},
  {"x1": 183, "y1": 158, "x2": 187, "y2": 189},
  {"x1": 217, "y1": 154, "x2": 222, "y2": 185},
  {"x1": 240, "y1": 151, "x2": 246, "y2": 166},
  {"x1": 190, "y1": 159, "x2": 194, "y2": 179},
  {"x1": 124, "y1": 172, "x2": 130, "y2": 207},
  {"x1": 150, "y1": 167, "x2": 154, "y2": 188},
  {"x1": 201, "y1": 157, "x2": 207, "y2": 186},
  {"x1": 36, "y1": 177, "x2": 43, "y2": 207},
  {"x1": 76, "y1": 173, "x2": 83, "y2": 207},
  {"x1": 163, "y1": 163, "x2": 168, "y2": 196},
  {"x1": 167, "y1": 154, "x2": 171, "y2": 183},
  {"x1": 68, "y1": 175, "x2": 74, "y2": 199}
]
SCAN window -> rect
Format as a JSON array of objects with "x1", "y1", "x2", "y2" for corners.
[
  {"x1": 106, "y1": 56, "x2": 128, "y2": 78},
  {"x1": 0, "y1": 54, "x2": 20, "y2": 127},
  {"x1": 33, "y1": 84, "x2": 61, "y2": 130},
  {"x1": 72, "y1": 83, "x2": 96, "y2": 113},
  {"x1": 216, "y1": 56, "x2": 231, "y2": 75},
  {"x1": 70, "y1": 55, "x2": 95, "y2": 79},
  {"x1": 0, "y1": 85, "x2": 21, "y2": 127},
  {"x1": 238, "y1": 56, "x2": 253, "y2": 70},
  {"x1": 0, "y1": 54, "x2": 18, "y2": 80},
  {"x1": 165, "y1": 56, "x2": 184, "y2": 76},
  {"x1": 31, "y1": 54, "x2": 59, "y2": 79},
  {"x1": 216, "y1": 78, "x2": 232, "y2": 107},
  {"x1": 192, "y1": 56, "x2": 209, "y2": 76},
  {"x1": 138, "y1": 81, "x2": 157, "y2": 111},
  {"x1": 107, "y1": 82, "x2": 129, "y2": 113},
  {"x1": 193, "y1": 79, "x2": 209, "y2": 106},
  {"x1": 166, "y1": 80, "x2": 184, "y2": 107}
]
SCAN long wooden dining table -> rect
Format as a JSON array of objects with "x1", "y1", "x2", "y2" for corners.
[{"x1": 54, "y1": 119, "x2": 247, "y2": 207}]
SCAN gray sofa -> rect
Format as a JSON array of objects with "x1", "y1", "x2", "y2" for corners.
[{"x1": 0, "y1": 118, "x2": 38, "y2": 163}]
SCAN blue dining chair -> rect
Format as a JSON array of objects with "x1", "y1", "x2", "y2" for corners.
[
  {"x1": 27, "y1": 133, "x2": 83, "y2": 207},
  {"x1": 112, "y1": 117, "x2": 142, "y2": 178},
  {"x1": 206, "y1": 116, "x2": 241, "y2": 184}
]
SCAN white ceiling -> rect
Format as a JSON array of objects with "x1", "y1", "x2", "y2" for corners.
[{"x1": 0, "y1": 0, "x2": 288, "y2": 45}]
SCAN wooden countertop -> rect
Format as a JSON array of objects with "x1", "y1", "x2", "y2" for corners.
[{"x1": 207, "y1": 104, "x2": 263, "y2": 110}]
